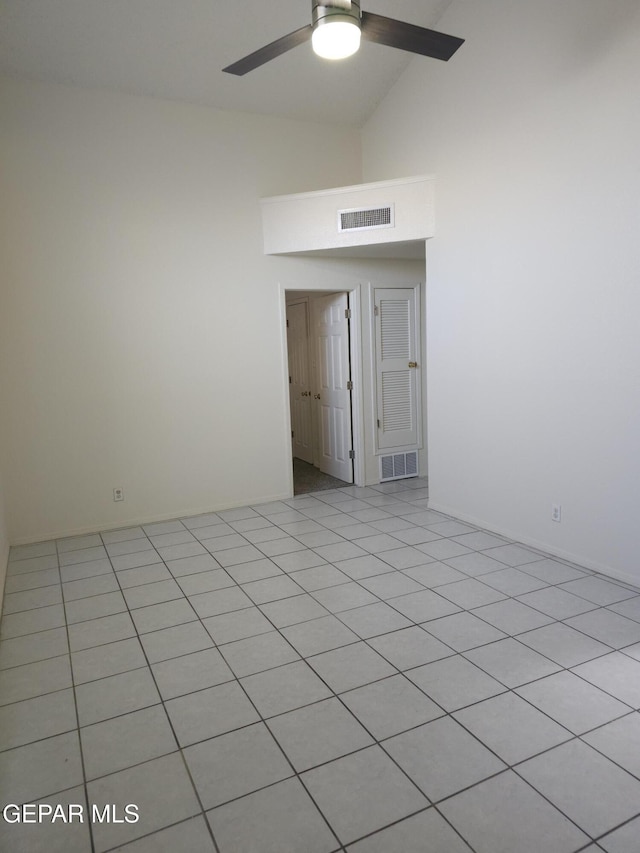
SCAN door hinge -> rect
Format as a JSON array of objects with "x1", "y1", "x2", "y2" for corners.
[
  {"x1": 347, "y1": 380, "x2": 353, "y2": 391},
  {"x1": 289, "y1": 375, "x2": 292, "y2": 384},
  {"x1": 286, "y1": 319, "x2": 289, "y2": 328},
  {"x1": 291, "y1": 430, "x2": 294, "y2": 438},
  {"x1": 377, "y1": 419, "x2": 380, "y2": 428},
  {"x1": 374, "y1": 304, "x2": 379, "y2": 316},
  {"x1": 345, "y1": 308, "x2": 351, "y2": 319},
  {"x1": 349, "y1": 450, "x2": 355, "y2": 460}
]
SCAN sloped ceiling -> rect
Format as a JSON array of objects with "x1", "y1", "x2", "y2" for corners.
[{"x1": 0, "y1": 0, "x2": 457, "y2": 126}]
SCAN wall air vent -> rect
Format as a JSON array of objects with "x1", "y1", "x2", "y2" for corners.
[
  {"x1": 338, "y1": 204, "x2": 395, "y2": 233},
  {"x1": 380, "y1": 450, "x2": 418, "y2": 482}
]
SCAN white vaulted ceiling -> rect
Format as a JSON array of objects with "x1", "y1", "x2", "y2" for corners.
[{"x1": 0, "y1": 0, "x2": 456, "y2": 126}]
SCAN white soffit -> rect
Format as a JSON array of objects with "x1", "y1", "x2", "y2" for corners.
[{"x1": 261, "y1": 175, "x2": 435, "y2": 255}]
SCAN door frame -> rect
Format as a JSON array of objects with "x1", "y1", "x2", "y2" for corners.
[{"x1": 280, "y1": 283, "x2": 365, "y2": 493}]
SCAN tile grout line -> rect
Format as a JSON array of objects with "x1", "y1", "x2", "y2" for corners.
[
  {"x1": 96, "y1": 533, "x2": 223, "y2": 853},
  {"x1": 56, "y1": 536, "x2": 97, "y2": 853}
]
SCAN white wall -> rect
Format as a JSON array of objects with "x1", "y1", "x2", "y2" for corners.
[
  {"x1": 0, "y1": 76, "x2": 371, "y2": 543},
  {"x1": 362, "y1": 0, "x2": 640, "y2": 583}
]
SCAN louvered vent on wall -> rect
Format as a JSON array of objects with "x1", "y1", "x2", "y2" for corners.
[
  {"x1": 380, "y1": 451, "x2": 418, "y2": 482},
  {"x1": 338, "y1": 204, "x2": 395, "y2": 232}
]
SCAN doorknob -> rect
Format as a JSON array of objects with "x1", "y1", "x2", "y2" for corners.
[{"x1": 408, "y1": 361, "x2": 418, "y2": 368}]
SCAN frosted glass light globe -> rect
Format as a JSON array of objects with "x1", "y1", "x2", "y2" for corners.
[{"x1": 312, "y1": 21, "x2": 361, "y2": 60}]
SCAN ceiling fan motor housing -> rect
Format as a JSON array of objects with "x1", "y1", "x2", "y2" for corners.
[{"x1": 312, "y1": 0, "x2": 361, "y2": 31}]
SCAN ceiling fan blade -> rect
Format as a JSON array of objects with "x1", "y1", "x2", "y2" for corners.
[
  {"x1": 361, "y1": 11, "x2": 464, "y2": 61},
  {"x1": 223, "y1": 24, "x2": 313, "y2": 75}
]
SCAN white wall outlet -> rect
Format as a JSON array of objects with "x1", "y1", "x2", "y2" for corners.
[
  {"x1": 551, "y1": 503, "x2": 561, "y2": 523},
  {"x1": 113, "y1": 488, "x2": 124, "y2": 502}
]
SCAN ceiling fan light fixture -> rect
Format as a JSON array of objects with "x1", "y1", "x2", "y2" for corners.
[
  {"x1": 222, "y1": 0, "x2": 464, "y2": 76},
  {"x1": 312, "y1": 19, "x2": 361, "y2": 60}
]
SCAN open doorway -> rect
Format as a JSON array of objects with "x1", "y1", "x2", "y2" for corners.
[{"x1": 286, "y1": 290, "x2": 356, "y2": 495}]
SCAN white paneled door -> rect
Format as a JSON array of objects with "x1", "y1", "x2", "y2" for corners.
[
  {"x1": 375, "y1": 286, "x2": 421, "y2": 451},
  {"x1": 286, "y1": 301, "x2": 314, "y2": 464},
  {"x1": 315, "y1": 293, "x2": 354, "y2": 483}
]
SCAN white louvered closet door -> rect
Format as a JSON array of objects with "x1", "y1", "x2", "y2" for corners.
[{"x1": 374, "y1": 287, "x2": 421, "y2": 451}]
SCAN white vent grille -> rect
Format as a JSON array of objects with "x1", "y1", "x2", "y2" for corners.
[
  {"x1": 380, "y1": 451, "x2": 418, "y2": 482},
  {"x1": 338, "y1": 204, "x2": 395, "y2": 232}
]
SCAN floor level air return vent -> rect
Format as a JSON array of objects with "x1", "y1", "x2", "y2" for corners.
[
  {"x1": 338, "y1": 204, "x2": 395, "y2": 233},
  {"x1": 380, "y1": 450, "x2": 418, "y2": 482}
]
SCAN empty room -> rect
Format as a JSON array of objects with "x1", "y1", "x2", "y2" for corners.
[{"x1": 1, "y1": 1, "x2": 640, "y2": 851}]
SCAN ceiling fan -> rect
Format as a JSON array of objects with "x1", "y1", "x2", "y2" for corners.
[{"x1": 223, "y1": 0, "x2": 464, "y2": 75}]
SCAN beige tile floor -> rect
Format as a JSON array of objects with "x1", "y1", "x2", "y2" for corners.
[{"x1": 1, "y1": 478, "x2": 640, "y2": 852}]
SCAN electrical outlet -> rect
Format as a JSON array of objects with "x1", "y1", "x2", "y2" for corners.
[
  {"x1": 113, "y1": 488, "x2": 124, "y2": 502},
  {"x1": 551, "y1": 503, "x2": 561, "y2": 523}
]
